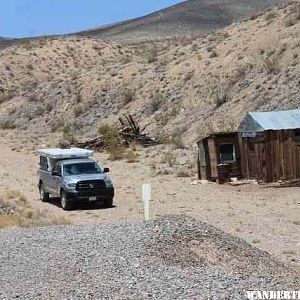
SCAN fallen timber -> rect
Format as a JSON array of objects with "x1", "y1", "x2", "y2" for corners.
[{"x1": 74, "y1": 115, "x2": 159, "y2": 150}]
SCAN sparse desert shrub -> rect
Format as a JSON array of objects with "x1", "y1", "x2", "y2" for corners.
[
  {"x1": 0, "y1": 91, "x2": 13, "y2": 104},
  {"x1": 285, "y1": 18, "x2": 297, "y2": 27},
  {"x1": 122, "y1": 88, "x2": 135, "y2": 105},
  {"x1": 98, "y1": 124, "x2": 125, "y2": 160},
  {"x1": 75, "y1": 92, "x2": 82, "y2": 104},
  {"x1": 215, "y1": 84, "x2": 229, "y2": 107},
  {"x1": 62, "y1": 123, "x2": 77, "y2": 144},
  {"x1": 21, "y1": 40, "x2": 33, "y2": 50},
  {"x1": 0, "y1": 191, "x2": 70, "y2": 229},
  {"x1": 252, "y1": 239, "x2": 261, "y2": 244},
  {"x1": 51, "y1": 118, "x2": 65, "y2": 132},
  {"x1": 107, "y1": 144, "x2": 125, "y2": 161},
  {"x1": 125, "y1": 149, "x2": 139, "y2": 163},
  {"x1": 161, "y1": 152, "x2": 177, "y2": 167},
  {"x1": 282, "y1": 250, "x2": 296, "y2": 256},
  {"x1": 167, "y1": 132, "x2": 185, "y2": 149},
  {"x1": 264, "y1": 55, "x2": 280, "y2": 73},
  {"x1": 26, "y1": 63, "x2": 34, "y2": 71},
  {"x1": 291, "y1": 2, "x2": 300, "y2": 20},
  {"x1": 208, "y1": 51, "x2": 217, "y2": 58},
  {"x1": 74, "y1": 105, "x2": 84, "y2": 117},
  {"x1": 0, "y1": 117, "x2": 16, "y2": 130},
  {"x1": 155, "y1": 104, "x2": 181, "y2": 126},
  {"x1": 28, "y1": 93, "x2": 39, "y2": 102},
  {"x1": 120, "y1": 55, "x2": 132, "y2": 64},
  {"x1": 265, "y1": 11, "x2": 278, "y2": 22},
  {"x1": 183, "y1": 71, "x2": 194, "y2": 82},
  {"x1": 176, "y1": 170, "x2": 190, "y2": 178},
  {"x1": 149, "y1": 93, "x2": 163, "y2": 113},
  {"x1": 146, "y1": 45, "x2": 158, "y2": 63}
]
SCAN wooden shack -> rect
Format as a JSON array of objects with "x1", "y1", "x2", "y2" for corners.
[
  {"x1": 239, "y1": 109, "x2": 300, "y2": 182},
  {"x1": 198, "y1": 109, "x2": 300, "y2": 183},
  {"x1": 197, "y1": 132, "x2": 241, "y2": 183}
]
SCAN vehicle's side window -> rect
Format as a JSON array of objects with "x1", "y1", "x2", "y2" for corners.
[
  {"x1": 40, "y1": 156, "x2": 49, "y2": 171},
  {"x1": 52, "y1": 163, "x2": 62, "y2": 176}
]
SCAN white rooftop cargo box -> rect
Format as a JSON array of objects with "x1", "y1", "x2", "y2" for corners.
[{"x1": 37, "y1": 148, "x2": 94, "y2": 160}]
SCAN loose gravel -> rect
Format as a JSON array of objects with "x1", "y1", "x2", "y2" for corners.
[{"x1": 0, "y1": 215, "x2": 298, "y2": 299}]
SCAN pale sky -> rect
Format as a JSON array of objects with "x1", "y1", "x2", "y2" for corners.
[{"x1": 0, "y1": 0, "x2": 181, "y2": 38}]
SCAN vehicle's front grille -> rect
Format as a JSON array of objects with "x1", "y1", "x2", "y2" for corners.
[{"x1": 76, "y1": 180, "x2": 106, "y2": 192}]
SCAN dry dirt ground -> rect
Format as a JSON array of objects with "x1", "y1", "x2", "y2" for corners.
[{"x1": 0, "y1": 139, "x2": 299, "y2": 271}]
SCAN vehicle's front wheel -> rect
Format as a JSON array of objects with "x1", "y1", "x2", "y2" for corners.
[
  {"x1": 104, "y1": 198, "x2": 113, "y2": 208},
  {"x1": 60, "y1": 190, "x2": 72, "y2": 211},
  {"x1": 39, "y1": 184, "x2": 49, "y2": 202}
]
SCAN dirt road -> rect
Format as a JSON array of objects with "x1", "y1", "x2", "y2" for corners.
[{"x1": 0, "y1": 140, "x2": 299, "y2": 268}]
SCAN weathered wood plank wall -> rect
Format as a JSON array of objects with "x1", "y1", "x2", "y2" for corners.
[{"x1": 240, "y1": 129, "x2": 300, "y2": 182}]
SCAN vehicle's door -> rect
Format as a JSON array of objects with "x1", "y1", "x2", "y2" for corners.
[
  {"x1": 48, "y1": 162, "x2": 62, "y2": 195},
  {"x1": 39, "y1": 156, "x2": 52, "y2": 193}
]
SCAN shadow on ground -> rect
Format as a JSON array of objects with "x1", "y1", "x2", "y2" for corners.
[{"x1": 47, "y1": 197, "x2": 117, "y2": 211}]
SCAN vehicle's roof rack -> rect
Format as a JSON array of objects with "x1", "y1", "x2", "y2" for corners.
[{"x1": 37, "y1": 148, "x2": 93, "y2": 159}]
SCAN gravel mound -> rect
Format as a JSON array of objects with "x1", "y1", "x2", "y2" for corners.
[{"x1": 0, "y1": 215, "x2": 298, "y2": 299}]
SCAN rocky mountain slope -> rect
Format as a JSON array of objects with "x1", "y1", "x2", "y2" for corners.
[
  {"x1": 0, "y1": 37, "x2": 15, "y2": 50},
  {"x1": 0, "y1": 1, "x2": 300, "y2": 148},
  {"x1": 80, "y1": 0, "x2": 282, "y2": 43}
]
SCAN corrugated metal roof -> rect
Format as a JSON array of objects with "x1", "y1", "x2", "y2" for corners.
[{"x1": 249, "y1": 109, "x2": 300, "y2": 130}]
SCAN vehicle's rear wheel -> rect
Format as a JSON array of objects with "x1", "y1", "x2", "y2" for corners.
[
  {"x1": 104, "y1": 198, "x2": 113, "y2": 208},
  {"x1": 39, "y1": 184, "x2": 49, "y2": 202},
  {"x1": 60, "y1": 190, "x2": 72, "y2": 211}
]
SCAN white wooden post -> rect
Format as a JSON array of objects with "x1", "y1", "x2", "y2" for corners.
[{"x1": 142, "y1": 183, "x2": 151, "y2": 221}]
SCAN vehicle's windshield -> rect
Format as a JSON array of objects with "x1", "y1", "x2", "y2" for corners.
[{"x1": 63, "y1": 162, "x2": 102, "y2": 176}]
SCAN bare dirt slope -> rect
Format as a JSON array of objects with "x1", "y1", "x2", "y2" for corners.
[
  {"x1": 80, "y1": 0, "x2": 282, "y2": 43},
  {"x1": 0, "y1": 2, "x2": 300, "y2": 147}
]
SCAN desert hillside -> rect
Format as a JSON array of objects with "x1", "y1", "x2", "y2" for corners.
[
  {"x1": 0, "y1": 1, "x2": 300, "y2": 148},
  {"x1": 80, "y1": 0, "x2": 282, "y2": 43}
]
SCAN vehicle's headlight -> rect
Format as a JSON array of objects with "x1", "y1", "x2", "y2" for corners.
[
  {"x1": 66, "y1": 183, "x2": 76, "y2": 188},
  {"x1": 105, "y1": 178, "x2": 113, "y2": 188}
]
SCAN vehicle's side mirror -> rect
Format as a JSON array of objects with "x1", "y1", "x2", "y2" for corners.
[
  {"x1": 103, "y1": 167, "x2": 110, "y2": 173},
  {"x1": 51, "y1": 170, "x2": 60, "y2": 176}
]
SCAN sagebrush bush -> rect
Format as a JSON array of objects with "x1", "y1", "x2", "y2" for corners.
[
  {"x1": 125, "y1": 149, "x2": 139, "y2": 163},
  {"x1": 98, "y1": 124, "x2": 125, "y2": 160},
  {"x1": 161, "y1": 152, "x2": 177, "y2": 167},
  {"x1": 264, "y1": 55, "x2": 280, "y2": 74},
  {"x1": 74, "y1": 105, "x2": 84, "y2": 117},
  {"x1": 215, "y1": 85, "x2": 229, "y2": 107},
  {"x1": 122, "y1": 88, "x2": 135, "y2": 105}
]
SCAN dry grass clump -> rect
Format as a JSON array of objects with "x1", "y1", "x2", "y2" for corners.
[
  {"x1": 265, "y1": 11, "x2": 278, "y2": 22},
  {"x1": 0, "y1": 117, "x2": 16, "y2": 130},
  {"x1": 264, "y1": 55, "x2": 280, "y2": 73},
  {"x1": 125, "y1": 149, "x2": 139, "y2": 163},
  {"x1": 176, "y1": 169, "x2": 190, "y2": 178},
  {"x1": 122, "y1": 88, "x2": 135, "y2": 105},
  {"x1": 215, "y1": 84, "x2": 229, "y2": 107},
  {"x1": 161, "y1": 152, "x2": 177, "y2": 167},
  {"x1": 0, "y1": 191, "x2": 71, "y2": 230}
]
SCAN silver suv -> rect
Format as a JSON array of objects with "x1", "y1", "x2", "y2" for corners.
[{"x1": 37, "y1": 148, "x2": 114, "y2": 210}]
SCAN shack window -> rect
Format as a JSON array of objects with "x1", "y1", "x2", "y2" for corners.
[
  {"x1": 295, "y1": 130, "x2": 300, "y2": 142},
  {"x1": 219, "y1": 143, "x2": 235, "y2": 163}
]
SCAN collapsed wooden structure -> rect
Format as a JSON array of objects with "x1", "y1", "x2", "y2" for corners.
[
  {"x1": 118, "y1": 115, "x2": 159, "y2": 147},
  {"x1": 75, "y1": 115, "x2": 159, "y2": 150},
  {"x1": 197, "y1": 109, "x2": 300, "y2": 183}
]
